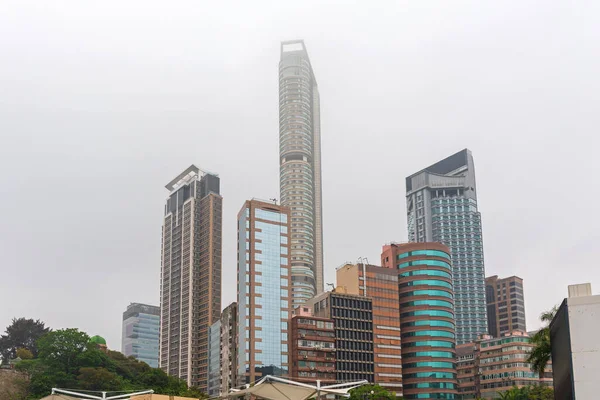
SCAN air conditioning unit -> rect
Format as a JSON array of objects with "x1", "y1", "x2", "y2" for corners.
[
  {"x1": 315, "y1": 346, "x2": 322, "y2": 350},
  {"x1": 300, "y1": 334, "x2": 306, "y2": 338},
  {"x1": 303, "y1": 355, "x2": 308, "y2": 359},
  {"x1": 310, "y1": 367, "x2": 315, "y2": 371}
]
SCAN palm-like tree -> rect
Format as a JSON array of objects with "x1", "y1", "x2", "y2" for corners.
[
  {"x1": 527, "y1": 306, "x2": 558, "y2": 377},
  {"x1": 498, "y1": 386, "x2": 530, "y2": 399}
]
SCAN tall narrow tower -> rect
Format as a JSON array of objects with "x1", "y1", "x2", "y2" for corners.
[
  {"x1": 405, "y1": 149, "x2": 487, "y2": 344},
  {"x1": 159, "y1": 165, "x2": 222, "y2": 389},
  {"x1": 279, "y1": 40, "x2": 324, "y2": 307}
]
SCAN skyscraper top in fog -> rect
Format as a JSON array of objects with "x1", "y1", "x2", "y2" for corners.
[
  {"x1": 279, "y1": 40, "x2": 324, "y2": 307},
  {"x1": 406, "y1": 149, "x2": 487, "y2": 344}
]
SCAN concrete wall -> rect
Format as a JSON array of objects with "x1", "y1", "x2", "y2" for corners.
[{"x1": 568, "y1": 295, "x2": 600, "y2": 398}]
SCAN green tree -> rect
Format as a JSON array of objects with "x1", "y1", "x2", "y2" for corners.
[
  {"x1": 0, "y1": 318, "x2": 50, "y2": 363},
  {"x1": 16, "y1": 348, "x2": 34, "y2": 360},
  {"x1": 527, "y1": 384, "x2": 554, "y2": 400},
  {"x1": 498, "y1": 386, "x2": 530, "y2": 400},
  {"x1": 527, "y1": 306, "x2": 557, "y2": 377},
  {"x1": 37, "y1": 328, "x2": 90, "y2": 374},
  {"x1": 349, "y1": 384, "x2": 398, "y2": 400},
  {"x1": 77, "y1": 367, "x2": 124, "y2": 391}
]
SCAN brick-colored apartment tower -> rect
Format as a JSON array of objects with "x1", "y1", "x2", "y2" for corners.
[
  {"x1": 290, "y1": 306, "x2": 336, "y2": 384},
  {"x1": 160, "y1": 165, "x2": 222, "y2": 389},
  {"x1": 485, "y1": 275, "x2": 526, "y2": 337},
  {"x1": 336, "y1": 263, "x2": 402, "y2": 395},
  {"x1": 237, "y1": 199, "x2": 292, "y2": 385}
]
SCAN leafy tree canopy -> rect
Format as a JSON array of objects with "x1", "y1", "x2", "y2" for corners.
[
  {"x1": 8, "y1": 325, "x2": 207, "y2": 399},
  {"x1": 498, "y1": 385, "x2": 553, "y2": 400},
  {"x1": 349, "y1": 384, "x2": 398, "y2": 400},
  {"x1": 0, "y1": 318, "x2": 50, "y2": 363}
]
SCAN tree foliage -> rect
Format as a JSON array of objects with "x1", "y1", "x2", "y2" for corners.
[
  {"x1": 16, "y1": 348, "x2": 34, "y2": 360},
  {"x1": 527, "y1": 306, "x2": 557, "y2": 377},
  {"x1": 349, "y1": 384, "x2": 398, "y2": 400},
  {"x1": 8, "y1": 326, "x2": 206, "y2": 399},
  {"x1": 0, "y1": 318, "x2": 50, "y2": 363},
  {"x1": 498, "y1": 385, "x2": 553, "y2": 400}
]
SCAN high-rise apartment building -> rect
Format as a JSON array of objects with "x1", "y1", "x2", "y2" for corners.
[
  {"x1": 290, "y1": 306, "x2": 336, "y2": 384},
  {"x1": 336, "y1": 263, "x2": 402, "y2": 395},
  {"x1": 122, "y1": 303, "x2": 160, "y2": 368},
  {"x1": 220, "y1": 303, "x2": 238, "y2": 395},
  {"x1": 237, "y1": 199, "x2": 292, "y2": 385},
  {"x1": 160, "y1": 165, "x2": 222, "y2": 389},
  {"x1": 307, "y1": 290, "x2": 375, "y2": 383},
  {"x1": 207, "y1": 320, "x2": 221, "y2": 397},
  {"x1": 405, "y1": 149, "x2": 487, "y2": 344},
  {"x1": 393, "y1": 243, "x2": 458, "y2": 400},
  {"x1": 279, "y1": 40, "x2": 324, "y2": 307},
  {"x1": 485, "y1": 276, "x2": 526, "y2": 338}
]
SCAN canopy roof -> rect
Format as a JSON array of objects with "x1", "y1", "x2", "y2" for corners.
[
  {"x1": 38, "y1": 395, "x2": 81, "y2": 400},
  {"x1": 225, "y1": 375, "x2": 368, "y2": 400}
]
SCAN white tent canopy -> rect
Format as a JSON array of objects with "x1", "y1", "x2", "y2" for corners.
[{"x1": 225, "y1": 375, "x2": 368, "y2": 400}]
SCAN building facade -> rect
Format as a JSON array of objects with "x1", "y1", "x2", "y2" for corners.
[
  {"x1": 551, "y1": 283, "x2": 599, "y2": 399},
  {"x1": 336, "y1": 263, "x2": 402, "y2": 394},
  {"x1": 207, "y1": 320, "x2": 221, "y2": 397},
  {"x1": 485, "y1": 276, "x2": 526, "y2": 338},
  {"x1": 121, "y1": 303, "x2": 160, "y2": 368},
  {"x1": 457, "y1": 331, "x2": 552, "y2": 399},
  {"x1": 307, "y1": 290, "x2": 375, "y2": 383},
  {"x1": 405, "y1": 149, "x2": 487, "y2": 345},
  {"x1": 394, "y1": 243, "x2": 458, "y2": 400},
  {"x1": 237, "y1": 200, "x2": 292, "y2": 385},
  {"x1": 159, "y1": 165, "x2": 222, "y2": 389},
  {"x1": 290, "y1": 306, "x2": 336, "y2": 384},
  {"x1": 220, "y1": 302, "x2": 238, "y2": 395},
  {"x1": 279, "y1": 40, "x2": 324, "y2": 307}
]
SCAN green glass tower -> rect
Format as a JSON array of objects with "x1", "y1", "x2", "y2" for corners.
[{"x1": 406, "y1": 149, "x2": 487, "y2": 345}]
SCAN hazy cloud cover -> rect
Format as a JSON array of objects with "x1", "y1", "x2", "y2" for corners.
[{"x1": 1, "y1": 1, "x2": 599, "y2": 349}]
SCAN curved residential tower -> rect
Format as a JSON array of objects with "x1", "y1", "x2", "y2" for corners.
[{"x1": 279, "y1": 40, "x2": 324, "y2": 307}]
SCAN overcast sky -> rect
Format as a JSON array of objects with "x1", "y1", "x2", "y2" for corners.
[{"x1": 1, "y1": 1, "x2": 599, "y2": 350}]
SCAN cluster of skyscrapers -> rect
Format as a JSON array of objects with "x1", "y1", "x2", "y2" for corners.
[{"x1": 118, "y1": 40, "x2": 547, "y2": 399}]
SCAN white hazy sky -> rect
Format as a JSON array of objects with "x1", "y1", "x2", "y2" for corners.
[{"x1": 1, "y1": 1, "x2": 599, "y2": 350}]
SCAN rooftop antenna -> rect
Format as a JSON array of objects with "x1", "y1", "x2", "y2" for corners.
[
  {"x1": 270, "y1": 198, "x2": 278, "y2": 204},
  {"x1": 326, "y1": 283, "x2": 335, "y2": 291}
]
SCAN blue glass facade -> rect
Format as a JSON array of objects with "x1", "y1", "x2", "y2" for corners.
[
  {"x1": 122, "y1": 303, "x2": 160, "y2": 368},
  {"x1": 237, "y1": 200, "x2": 291, "y2": 385}
]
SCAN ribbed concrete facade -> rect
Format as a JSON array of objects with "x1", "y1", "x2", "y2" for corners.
[
  {"x1": 279, "y1": 40, "x2": 324, "y2": 308},
  {"x1": 159, "y1": 165, "x2": 222, "y2": 389},
  {"x1": 395, "y1": 243, "x2": 458, "y2": 400}
]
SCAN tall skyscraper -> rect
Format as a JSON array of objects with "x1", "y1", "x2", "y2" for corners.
[
  {"x1": 405, "y1": 149, "x2": 487, "y2": 344},
  {"x1": 279, "y1": 40, "x2": 324, "y2": 307},
  {"x1": 122, "y1": 303, "x2": 160, "y2": 368},
  {"x1": 336, "y1": 263, "x2": 402, "y2": 395},
  {"x1": 485, "y1": 275, "x2": 526, "y2": 337},
  {"x1": 237, "y1": 199, "x2": 292, "y2": 385},
  {"x1": 160, "y1": 165, "x2": 222, "y2": 389}
]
